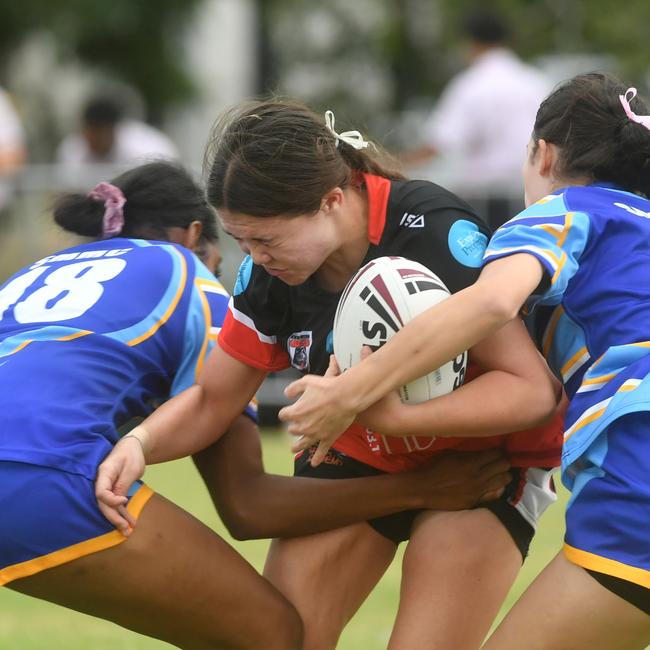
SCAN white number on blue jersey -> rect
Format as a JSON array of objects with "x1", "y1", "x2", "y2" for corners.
[{"x1": 0, "y1": 259, "x2": 127, "y2": 324}]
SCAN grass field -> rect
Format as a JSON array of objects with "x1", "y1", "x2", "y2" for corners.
[{"x1": 0, "y1": 429, "x2": 571, "y2": 650}]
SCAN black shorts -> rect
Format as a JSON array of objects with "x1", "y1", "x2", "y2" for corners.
[
  {"x1": 586, "y1": 570, "x2": 650, "y2": 616},
  {"x1": 295, "y1": 447, "x2": 541, "y2": 561}
]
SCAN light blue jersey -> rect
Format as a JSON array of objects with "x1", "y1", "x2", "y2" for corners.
[
  {"x1": 484, "y1": 183, "x2": 650, "y2": 485},
  {"x1": 484, "y1": 184, "x2": 650, "y2": 591},
  {"x1": 0, "y1": 238, "x2": 249, "y2": 479}
]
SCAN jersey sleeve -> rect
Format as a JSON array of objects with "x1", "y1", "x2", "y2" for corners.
[
  {"x1": 218, "y1": 256, "x2": 291, "y2": 372},
  {"x1": 170, "y1": 258, "x2": 258, "y2": 421},
  {"x1": 170, "y1": 261, "x2": 229, "y2": 396},
  {"x1": 483, "y1": 192, "x2": 591, "y2": 308}
]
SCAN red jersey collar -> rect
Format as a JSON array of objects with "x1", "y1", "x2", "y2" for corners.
[{"x1": 362, "y1": 172, "x2": 391, "y2": 245}]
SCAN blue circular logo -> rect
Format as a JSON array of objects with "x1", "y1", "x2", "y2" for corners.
[
  {"x1": 234, "y1": 256, "x2": 253, "y2": 295},
  {"x1": 447, "y1": 220, "x2": 488, "y2": 268}
]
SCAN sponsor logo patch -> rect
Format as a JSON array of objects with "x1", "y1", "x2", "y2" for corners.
[
  {"x1": 448, "y1": 219, "x2": 488, "y2": 268},
  {"x1": 287, "y1": 330, "x2": 313, "y2": 371}
]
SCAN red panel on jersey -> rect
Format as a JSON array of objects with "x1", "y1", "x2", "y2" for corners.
[
  {"x1": 363, "y1": 173, "x2": 391, "y2": 245},
  {"x1": 332, "y1": 363, "x2": 564, "y2": 472},
  {"x1": 219, "y1": 309, "x2": 290, "y2": 371}
]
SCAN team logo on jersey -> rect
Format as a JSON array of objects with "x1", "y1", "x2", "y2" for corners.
[
  {"x1": 288, "y1": 330, "x2": 313, "y2": 371},
  {"x1": 448, "y1": 219, "x2": 488, "y2": 268},
  {"x1": 399, "y1": 212, "x2": 425, "y2": 228}
]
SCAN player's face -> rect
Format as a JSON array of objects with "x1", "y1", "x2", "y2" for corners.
[
  {"x1": 218, "y1": 208, "x2": 338, "y2": 285},
  {"x1": 522, "y1": 137, "x2": 554, "y2": 207}
]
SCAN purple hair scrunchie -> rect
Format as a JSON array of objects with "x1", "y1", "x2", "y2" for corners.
[{"x1": 88, "y1": 182, "x2": 126, "y2": 237}]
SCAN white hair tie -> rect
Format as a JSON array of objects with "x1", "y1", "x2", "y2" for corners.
[{"x1": 324, "y1": 110, "x2": 370, "y2": 150}]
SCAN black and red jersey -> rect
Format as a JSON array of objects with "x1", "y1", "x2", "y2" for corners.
[{"x1": 219, "y1": 173, "x2": 563, "y2": 471}]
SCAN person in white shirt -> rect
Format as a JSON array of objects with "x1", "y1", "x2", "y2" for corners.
[
  {"x1": 0, "y1": 86, "x2": 26, "y2": 216},
  {"x1": 56, "y1": 97, "x2": 178, "y2": 189},
  {"x1": 404, "y1": 9, "x2": 550, "y2": 228}
]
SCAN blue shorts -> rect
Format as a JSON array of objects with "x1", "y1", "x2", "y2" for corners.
[
  {"x1": 563, "y1": 413, "x2": 650, "y2": 600},
  {"x1": 0, "y1": 461, "x2": 154, "y2": 586}
]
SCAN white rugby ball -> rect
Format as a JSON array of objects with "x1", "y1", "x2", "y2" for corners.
[{"x1": 333, "y1": 256, "x2": 467, "y2": 404}]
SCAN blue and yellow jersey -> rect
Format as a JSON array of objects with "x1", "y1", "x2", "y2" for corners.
[
  {"x1": 0, "y1": 238, "x2": 253, "y2": 479},
  {"x1": 484, "y1": 183, "x2": 650, "y2": 485}
]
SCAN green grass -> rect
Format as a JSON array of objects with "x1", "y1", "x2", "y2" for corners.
[{"x1": 0, "y1": 429, "x2": 569, "y2": 650}]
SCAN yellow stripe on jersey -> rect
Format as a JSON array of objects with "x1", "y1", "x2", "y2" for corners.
[
  {"x1": 564, "y1": 406, "x2": 607, "y2": 442},
  {"x1": 556, "y1": 212, "x2": 573, "y2": 249},
  {"x1": 195, "y1": 278, "x2": 227, "y2": 294},
  {"x1": 580, "y1": 372, "x2": 619, "y2": 387},
  {"x1": 564, "y1": 379, "x2": 640, "y2": 441},
  {"x1": 542, "y1": 306, "x2": 564, "y2": 358},
  {"x1": 194, "y1": 279, "x2": 213, "y2": 381},
  {"x1": 57, "y1": 330, "x2": 93, "y2": 342},
  {"x1": 560, "y1": 346, "x2": 589, "y2": 382},
  {"x1": 127, "y1": 250, "x2": 187, "y2": 347},
  {"x1": 548, "y1": 213, "x2": 574, "y2": 285},
  {"x1": 538, "y1": 224, "x2": 563, "y2": 239},
  {"x1": 2, "y1": 329, "x2": 93, "y2": 358},
  {"x1": 551, "y1": 250, "x2": 567, "y2": 285},
  {"x1": 564, "y1": 543, "x2": 650, "y2": 588},
  {"x1": 0, "y1": 485, "x2": 154, "y2": 587}
]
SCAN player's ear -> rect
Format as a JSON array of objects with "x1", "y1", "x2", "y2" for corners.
[
  {"x1": 319, "y1": 187, "x2": 344, "y2": 215},
  {"x1": 536, "y1": 139, "x2": 557, "y2": 178},
  {"x1": 181, "y1": 220, "x2": 203, "y2": 251}
]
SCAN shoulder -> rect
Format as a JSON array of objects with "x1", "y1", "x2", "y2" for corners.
[
  {"x1": 377, "y1": 180, "x2": 490, "y2": 289},
  {"x1": 564, "y1": 184, "x2": 650, "y2": 223},
  {"x1": 387, "y1": 179, "x2": 486, "y2": 230}
]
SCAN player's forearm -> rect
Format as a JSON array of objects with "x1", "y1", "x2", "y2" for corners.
[
  {"x1": 216, "y1": 472, "x2": 424, "y2": 540},
  {"x1": 393, "y1": 370, "x2": 558, "y2": 438},
  {"x1": 135, "y1": 385, "x2": 239, "y2": 463}
]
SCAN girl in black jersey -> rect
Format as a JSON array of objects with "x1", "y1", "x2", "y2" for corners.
[{"x1": 98, "y1": 99, "x2": 562, "y2": 649}]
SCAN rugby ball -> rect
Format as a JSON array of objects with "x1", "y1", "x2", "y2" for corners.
[{"x1": 333, "y1": 256, "x2": 467, "y2": 404}]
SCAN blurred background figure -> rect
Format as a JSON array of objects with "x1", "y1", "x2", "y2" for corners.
[
  {"x1": 402, "y1": 7, "x2": 551, "y2": 229},
  {"x1": 0, "y1": 85, "x2": 26, "y2": 221},
  {"x1": 56, "y1": 96, "x2": 178, "y2": 188}
]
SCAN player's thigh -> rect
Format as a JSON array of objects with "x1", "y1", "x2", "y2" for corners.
[
  {"x1": 264, "y1": 522, "x2": 396, "y2": 650},
  {"x1": 10, "y1": 492, "x2": 303, "y2": 650},
  {"x1": 484, "y1": 552, "x2": 650, "y2": 650},
  {"x1": 389, "y1": 508, "x2": 522, "y2": 650}
]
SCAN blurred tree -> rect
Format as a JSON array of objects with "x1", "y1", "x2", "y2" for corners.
[{"x1": 0, "y1": 0, "x2": 202, "y2": 123}]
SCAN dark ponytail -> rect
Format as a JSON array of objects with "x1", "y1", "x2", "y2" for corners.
[
  {"x1": 53, "y1": 194, "x2": 106, "y2": 237},
  {"x1": 205, "y1": 98, "x2": 405, "y2": 218},
  {"x1": 53, "y1": 161, "x2": 219, "y2": 242},
  {"x1": 533, "y1": 73, "x2": 650, "y2": 197}
]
